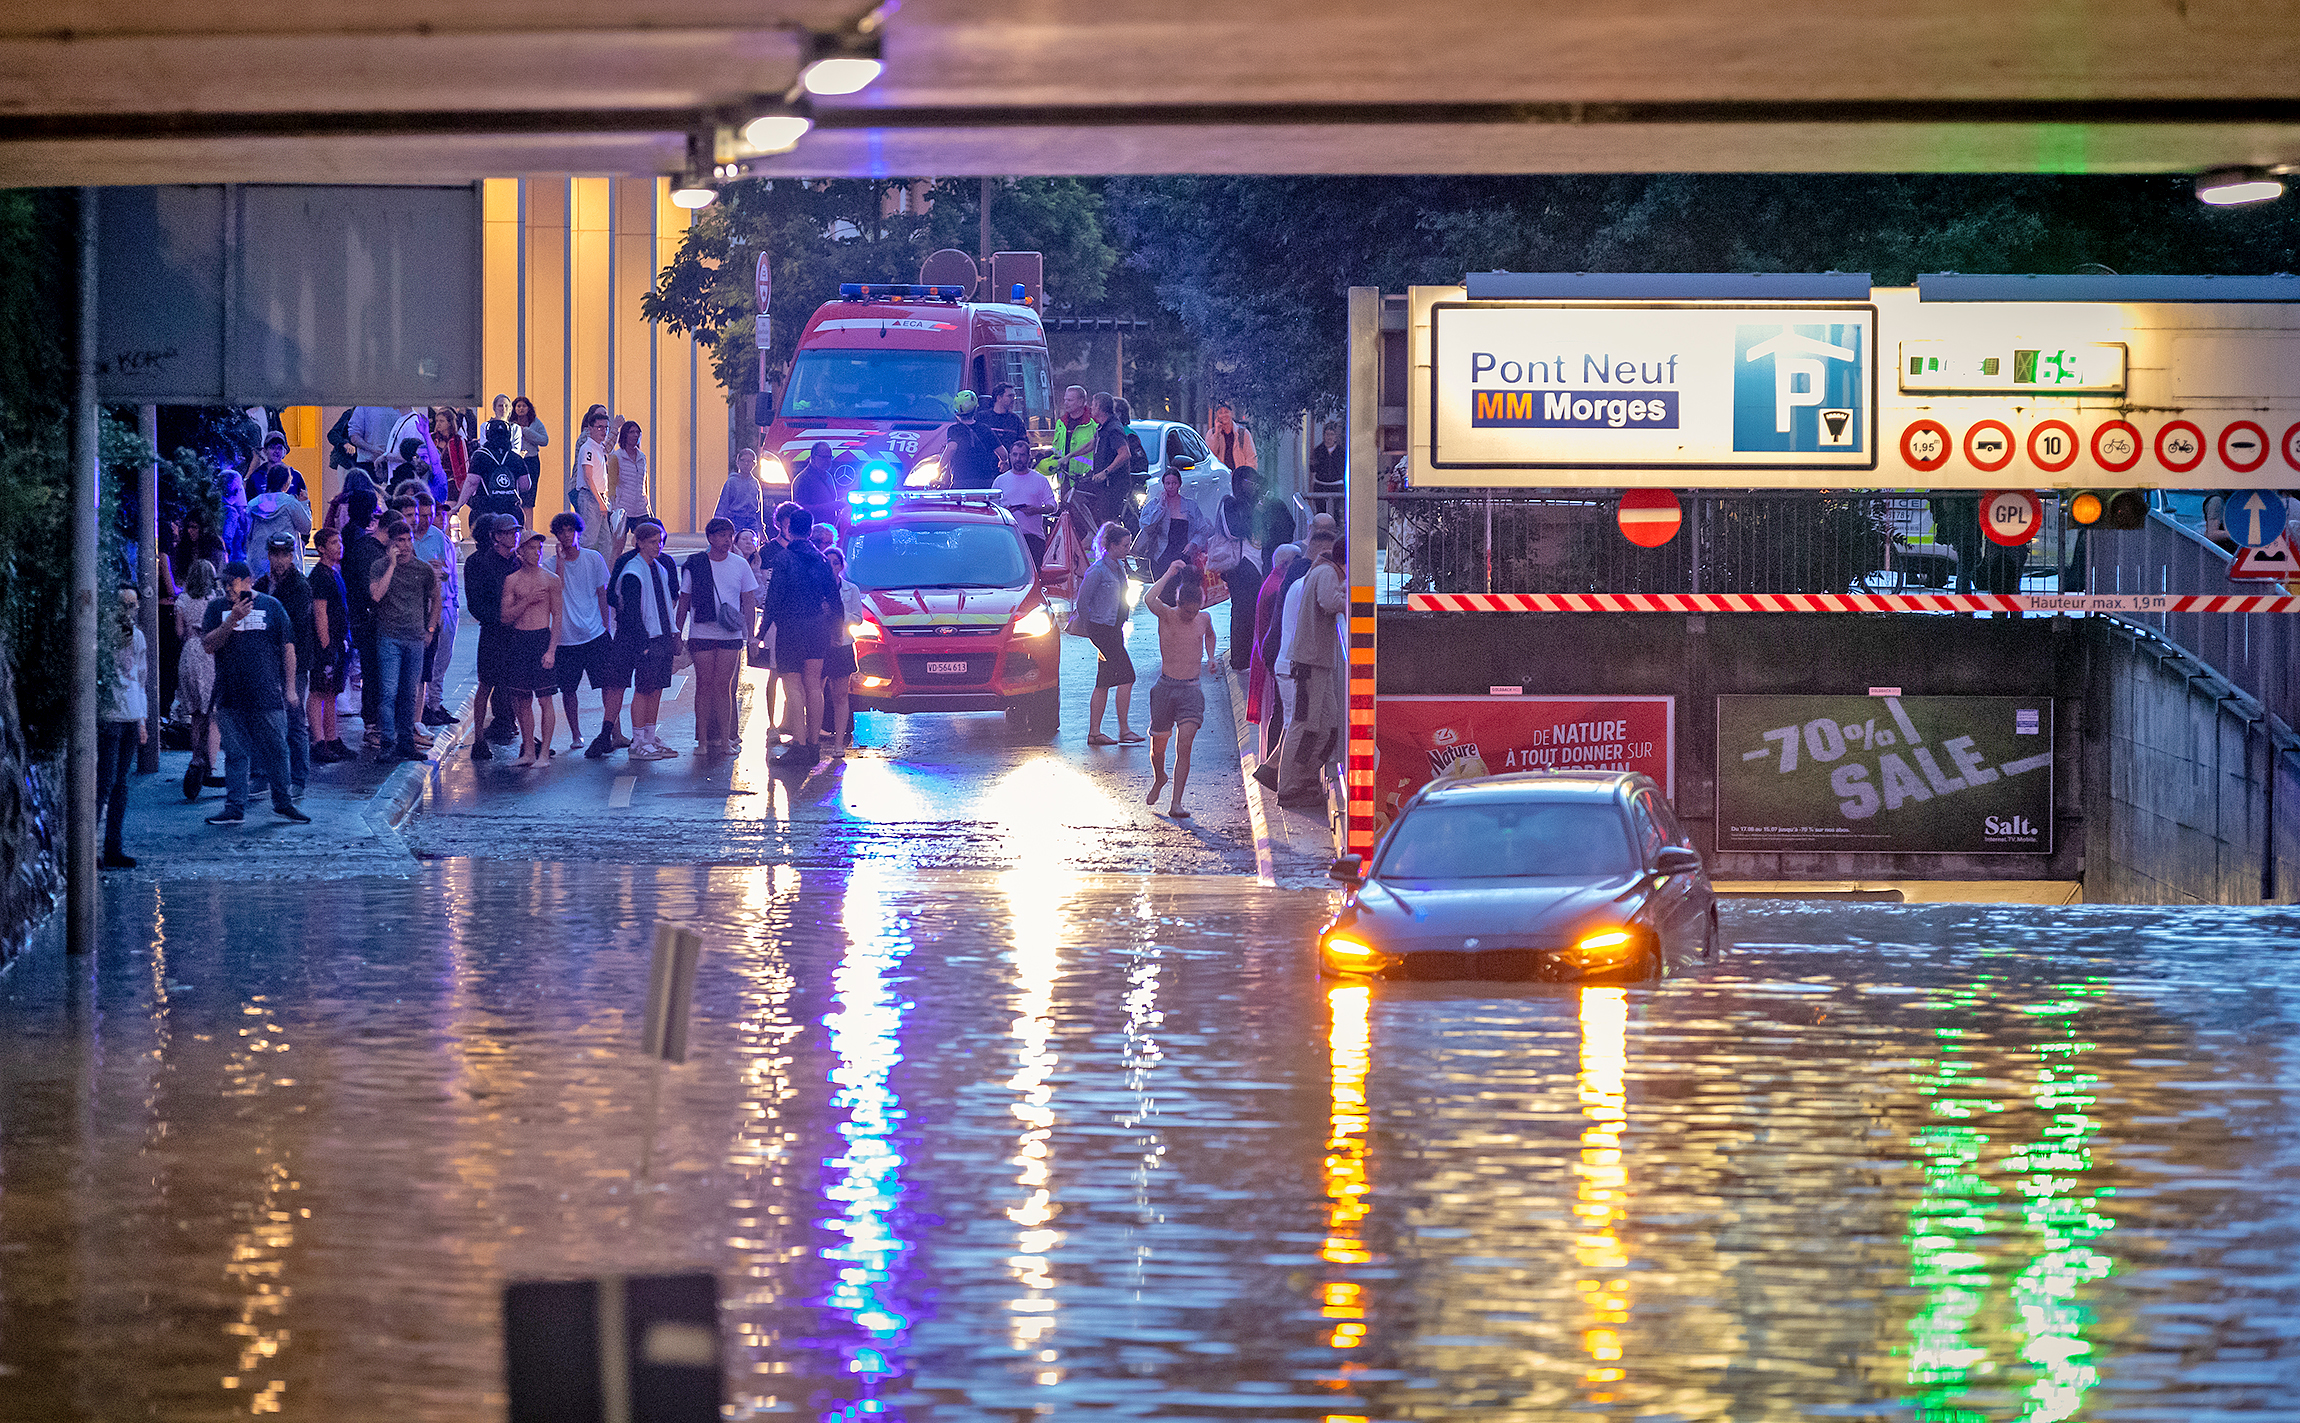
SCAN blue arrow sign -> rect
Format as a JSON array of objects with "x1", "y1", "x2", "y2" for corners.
[{"x1": 2232, "y1": 489, "x2": 2288, "y2": 549}]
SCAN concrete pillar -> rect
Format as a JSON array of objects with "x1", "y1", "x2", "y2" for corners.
[
  {"x1": 67, "y1": 188, "x2": 99, "y2": 955},
  {"x1": 137, "y1": 406, "x2": 161, "y2": 774}
]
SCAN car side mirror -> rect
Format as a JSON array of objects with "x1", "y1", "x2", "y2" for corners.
[
  {"x1": 1654, "y1": 847, "x2": 1702, "y2": 875},
  {"x1": 1328, "y1": 854, "x2": 1363, "y2": 884},
  {"x1": 1171, "y1": 456, "x2": 1197, "y2": 471}
]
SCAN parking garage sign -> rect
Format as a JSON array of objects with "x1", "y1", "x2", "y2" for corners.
[{"x1": 1429, "y1": 303, "x2": 1876, "y2": 471}]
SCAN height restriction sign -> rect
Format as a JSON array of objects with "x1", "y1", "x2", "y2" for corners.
[{"x1": 1983, "y1": 489, "x2": 2042, "y2": 546}]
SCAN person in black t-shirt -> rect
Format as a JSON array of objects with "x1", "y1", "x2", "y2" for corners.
[
  {"x1": 1086, "y1": 392, "x2": 1134, "y2": 528},
  {"x1": 980, "y1": 382, "x2": 1027, "y2": 454},
  {"x1": 306, "y1": 526, "x2": 353, "y2": 762},
  {"x1": 341, "y1": 492, "x2": 388, "y2": 744},
  {"x1": 199, "y1": 561, "x2": 309, "y2": 824},
  {"x1": 464, "y1": 419, "x2": 531, "y2": 532},
  {"x1": 941, "y1": 391, "x2": 1001, "y2": 489},
  {"x1": 255, "y1": 535, "x2": 315, "y2": 795}
]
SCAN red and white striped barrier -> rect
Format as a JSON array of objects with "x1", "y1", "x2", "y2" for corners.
[{"x1": 1406, "y1": 591, "x2": 2300, "y2": 615}]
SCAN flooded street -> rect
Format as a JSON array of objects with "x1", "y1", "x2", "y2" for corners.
[{"x1": 6, "y1": 871, "x2": 2300, "y2": 1420}]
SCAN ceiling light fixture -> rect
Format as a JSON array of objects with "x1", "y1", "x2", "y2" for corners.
[
  {"x1": 2196, "y1": 165, "x2": 2287, "y2": 207},
  {"x1": 669, "y1": 132, "x2": 720, "y2": 208},
  {"x1": 741, "y1": 103, "x2": 815, "y2": 154},
  {"x1": 801, "y1": 31, "x2": 885, "y2": 97}
]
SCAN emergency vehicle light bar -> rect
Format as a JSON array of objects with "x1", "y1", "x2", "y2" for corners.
[{"x1": 838, "y1": 283, "x2": 967, "y2": 303}]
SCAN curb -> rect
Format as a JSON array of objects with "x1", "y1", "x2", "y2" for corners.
[
  {"x1": 360, "y1": 685, "x2": 481, "y2": 839},
  {"x1": 1215, "y1": 663, "x2": 1279, "y2": 886}
]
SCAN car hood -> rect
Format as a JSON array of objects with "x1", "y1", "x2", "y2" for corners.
[
  {"x1": 1335, "y1": 875, "x2": 1647, "y2": 949},
  {"x1": 860, "y1": 585, "x2": 1032, "y2": 630}
]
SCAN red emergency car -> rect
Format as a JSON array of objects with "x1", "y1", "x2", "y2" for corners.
[{"x1": 844, "y1": 493, "x2": 1062, "y2": 735}]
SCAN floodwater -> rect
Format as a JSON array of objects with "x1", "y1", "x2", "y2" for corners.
[{"x1": 5, "y1": 871, "x2": 2300, "y2": 1420}]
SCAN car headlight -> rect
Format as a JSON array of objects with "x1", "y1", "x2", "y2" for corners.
[
  {"x1": 759, "y1": 452, "x2": 789, "y2": 485},
  {"x1": 1134, "y1": 488, "x2": 1147, "y2": 506},
  {"x1": 1012, "y1": 605, "x2": 1054, "y2": 639},
  {"x1": 904, "y1": 455, "x2": 945, "y2": 488},
  {"x1": 848, "y1": 620, "x2": 882, "y2": 642},
  {"x1": 1320, "y1": 934, "x2": 1386, "y2": 971},
  {"x1": 1562, "y1": 927, "x2": 1639, "y2": 967}
]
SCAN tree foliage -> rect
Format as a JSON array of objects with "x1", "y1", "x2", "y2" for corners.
[{"x1": 643, "y1": 178, "x2": 1115, "y2": 399}]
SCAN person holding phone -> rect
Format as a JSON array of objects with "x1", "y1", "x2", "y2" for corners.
[{"x1": 200, "y1": 561, "x2": 311, "y2": 825}]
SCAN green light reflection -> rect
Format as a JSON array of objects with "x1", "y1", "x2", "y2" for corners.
[{"x1": 1903, "y1": 980, "x2": 2113, "y2": 1422}]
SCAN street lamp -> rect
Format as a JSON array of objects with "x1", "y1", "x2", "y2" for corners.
[{"x1": 2196, "y1": 166, "x2": 2287, "y2": 207}]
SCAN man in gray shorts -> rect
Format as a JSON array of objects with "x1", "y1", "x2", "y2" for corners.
[{"x1": 1145, "y1": 559, "x2": 1219, "y2": 819}]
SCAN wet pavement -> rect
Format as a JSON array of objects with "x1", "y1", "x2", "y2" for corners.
[
  {"x1": 7, "y1": 873, "x2": 2300, "y2": 1421},
  {"x1": 403, "y1": 626, "x2": 1331, "y2": 879}
]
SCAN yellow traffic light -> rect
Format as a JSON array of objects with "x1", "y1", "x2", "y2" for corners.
[
  {"x1": 2067, "y1": 491, "x2": 2104, "y2": 525},
  {"x1": 2066, "y1": 490, "x2": 2147, "y2": 530}
]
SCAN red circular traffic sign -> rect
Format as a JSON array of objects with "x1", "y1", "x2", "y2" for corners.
[
  {"x1": 1983, "y1": 489, "x2": 2043, "y2": 547},
  {"x1": 2283, "y1": 422, "x2": 2300, "y2": 474},
  {"x1": 2155, "y1": 419, "x2": 2206, "y2": 473},
  {"x1": 2092, "y1": 419, "x2": 2143, "y2": 473},
  {"x1": 755, "y1": 251, "x2": 773, "y2": 312},
  {"x1": 2027, "y1": 419, "x2": 2080, "y2": 473},
  {"x1": 1901, "y1": 420, "x2": 1952, "y2": 472},
  {"x1": 1617, "y1": 488, "x2": 1682, "y2": 548},
  {"x1": 1964, "y1": 420, "x2": 2017, "y2": 473},
  {"x1": 2220, "y1": 420, "x2": 2271, "y2": 474}
]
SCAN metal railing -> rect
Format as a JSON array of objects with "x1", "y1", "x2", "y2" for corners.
[
  {"x1": 1376, "y1": 491, "x2": 2079, "y2": 604},
  {"x1": 2087, "y1": 512, "x2": 2300, "y2": 731}
]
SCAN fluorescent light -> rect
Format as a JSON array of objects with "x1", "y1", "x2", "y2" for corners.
[
  {"x1": 670, "y1": 180, "x2": 717, "y2": 209},
  {"x1": 2197, "y1": 167, "x2": 2286, "y2": 206},
  {"x1": 803, "y1": 56, "x2": 884, "y2": 96},
  {"x1": 742, "y1": 111, "x2": 814, "y2": 153}
]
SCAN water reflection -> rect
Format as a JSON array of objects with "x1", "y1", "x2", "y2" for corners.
[
  {"x1": 11, "y1": 886, "x2": 2300, "y2": 1421},
  {"x1": 1575, "y1": 987, "x2": 1629, "y2": 1404},
  {"x1": 817, "y1": 864, "x2": 914, "y2": 1417}
]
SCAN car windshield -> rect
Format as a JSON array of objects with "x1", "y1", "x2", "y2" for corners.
[
  {"x1": 780, "y1": 349, "x2": 963, "y2": 423},
  {"x1": 843, "y1": 520, "x2": 1032, "y2": 591},
  {"x1": 1377, "y1": 801, "x2": 1639, "y2": 880}
]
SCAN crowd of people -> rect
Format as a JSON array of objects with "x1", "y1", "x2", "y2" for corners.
[{"x1": 97, "y1": 389, "x2": 1336, "y2": 863}]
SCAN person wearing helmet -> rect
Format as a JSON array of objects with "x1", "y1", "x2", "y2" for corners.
[{"x1": 943, "y1": 389, "x2": 1001, "y2": 489}]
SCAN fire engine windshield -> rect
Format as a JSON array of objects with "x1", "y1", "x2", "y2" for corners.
[
  {"x1": 842, "y1": 521, "x2": 1034, "y2": 591},
  {"x1": 780, "y1": 349, "x2": 964, "y2": 423}
]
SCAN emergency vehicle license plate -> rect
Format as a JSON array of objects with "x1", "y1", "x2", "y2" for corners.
[{"x1": 927, "y1": 660, "x2": 968, "y2": 675}]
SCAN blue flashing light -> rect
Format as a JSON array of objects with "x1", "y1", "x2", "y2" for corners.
[
  {"x1": 1011, "y1": 282, "x2": 1025, "y2": 303},
  {"x1": 865, "y1": 464, "x2": 892, "y2": 486},
  {"x1": 865, "y1": 492, "x2": 891, "y2": 506}
]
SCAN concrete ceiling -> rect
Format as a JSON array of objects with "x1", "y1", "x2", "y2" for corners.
[{"x1": 5, "y1": 0, "x2": 2299, "y2": 186}]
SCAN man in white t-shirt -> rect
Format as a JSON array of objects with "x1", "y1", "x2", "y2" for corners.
[
  {"x1": 545, "y1": 509, "x2": 617, "y2": 756},
  {"x1": 570, "y1": 411, "x2": 615, "y2": 560},
  {"x1": 677, "y1": 517, "x2": 762, "y2": 756},
  {"x1": 991, "y1": 437, "x2": 1058, "y2": 567}
]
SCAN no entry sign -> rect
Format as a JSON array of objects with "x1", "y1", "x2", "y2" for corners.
[
  {"x1": 1983, "y1": 489, "x2": 2042, "y2": 547},
  {"x1": 1617, "y1": 488, "x2": 1682, "y2": 547}
]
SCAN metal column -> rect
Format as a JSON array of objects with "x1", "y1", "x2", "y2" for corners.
[
  {"x1": 1345, "y1": 287, "x2": 1381, "y2": 861},
  {"x1": 137, "y1": 406, "x2": 161, "y2": 773},
  {"x1": 66, "y1": 188, "x2": 99, "y2": 955}
]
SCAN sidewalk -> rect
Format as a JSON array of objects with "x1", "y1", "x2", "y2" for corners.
[{"x1": 102, "y1": 601, "x2": 483, "y2": 881}]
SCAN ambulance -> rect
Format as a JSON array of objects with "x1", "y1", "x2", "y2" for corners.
[{"x1": 759, "y1": 281, "x2": 1054, "y2": 498}]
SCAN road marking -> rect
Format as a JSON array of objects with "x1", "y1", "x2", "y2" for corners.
[
  {"x1": 1219, "y1": 665, "x2": 1279, "y2": 886},
  {"x1": 609, "y1": 775, "x2": 636, "y2": 809},
  {"x1": 668, "y1": 673, "x2": 688, "y2": 701}
]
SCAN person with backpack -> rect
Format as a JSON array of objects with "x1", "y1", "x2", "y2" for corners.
[
  {"x1": 607, "y1": 519, "x2": 684, "y2": 761},
  {"x1": 762, "y1": 502, "x2": 843, "y2": 767},
  {"x1": 464, "y1": 419, "x2": 532, "y2": 534}
]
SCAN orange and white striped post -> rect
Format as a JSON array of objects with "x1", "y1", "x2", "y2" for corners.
[{"x1": 1345, "y1": 288, "x2": 1382, "y2": 860}]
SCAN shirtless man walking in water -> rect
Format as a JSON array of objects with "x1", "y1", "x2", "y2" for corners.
[
  {"x1": 500, "y1": 532, "x2": 564, "y2": 766},
  {"x1": 1144, "y1": 560, "x2": 1218, "y2": 819}
]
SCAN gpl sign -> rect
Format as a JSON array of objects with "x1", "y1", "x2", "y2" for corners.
[{"x1": 1983, "y1": 490, "x2": 2043, "y2": 547}]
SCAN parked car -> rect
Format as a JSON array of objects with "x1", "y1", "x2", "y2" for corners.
[
  {"x1": 1128, "y1": 420, "x2": 1230, "y2": 523},
  {"x1": 1318, "y1": 770, "x2": 1720, "y2": 984}
]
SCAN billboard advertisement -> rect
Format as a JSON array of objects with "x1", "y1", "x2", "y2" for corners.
[
  {"x1": 1373, "y1": 696, "x2": 1675, "y2": 836},
  {"x1": 1716, "y1": 695, "x2": 2054, "y2": 854},
  {"x1": 1427, "y1": 303, "x2": 1877, "y2": 471}
]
